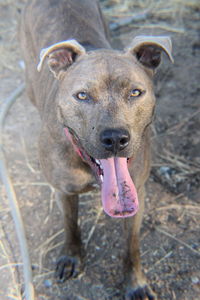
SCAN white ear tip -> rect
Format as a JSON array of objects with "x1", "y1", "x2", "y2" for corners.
[
  {"x1": 36, "y1": 39, "x2": 86, "y2": 72},
  {"x1": 128, "y1": 35, "x2": 174, "y2": 63},
  {"x1": 37, "y1": 62, "x2": 42, "y2": 72},
  {"x1": 37, "y1": 47, "x2": 49, "y2": 72}
]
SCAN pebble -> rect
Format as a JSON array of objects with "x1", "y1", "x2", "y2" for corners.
[
  {"x1": 18, "y1": 60, "x2": 25, "y2": 70},
  {"x1": 191, "y1": 276, "x2": 199, "y2": 284},
  {"x1": 44, "y1": 279, "x2": 52, "y2": 288}
]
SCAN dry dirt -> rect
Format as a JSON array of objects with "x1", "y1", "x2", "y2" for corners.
[{"x1": 0, "y1": 0, "x2": 200, "y2": 299}]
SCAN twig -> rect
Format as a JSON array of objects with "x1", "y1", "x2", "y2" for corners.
[
  {"x1": 130, "y1": 23, "x2": 185, "y2": 33},
  {"x1": 0, "y1": 240, "x2": 21, "y2": 298},
  {"x1": 165, "y1": 108, "x2": 200, "y2": 135},
  {"x1": 85, "y1": 207, "x2": 103, "y2": 249},
  {"x1": 147, "y1": 251, "x2": 173, "y2": 273},
  {"x1": 20, "y1": 135, "x2": 38, "y2": 174},
  {"x1": 153, "y1": 108, "x2": 200, "y2": 140},
  {"x1": 158, "y1": 149, "x2": 200, "y2": 174},
  {"x1": 44, "y1": 186, "x2": 55, "y2": 224},
  {"x1": 37, "y1": 229, "x2": 64, "y2": 274},
  {"x1": 33, "y1": 270, "x2": 54, "y2": 281},
  {"x1": 156, "y1": 204, "x2": 200, "y2": 211},
  {"x1": 156, "y1": 227, "x2": 200, "y2": 256},
  {"x1": 36, "y1": 229, "x2": 64, "y2": 251},
  {"x1": 43, "y1": 241, "x2": 64, "y2": 255},
  {"x1": 109, "y1": 10, "x2": 149, "y2": 30},
  {"x1": 0, "y1": 262, "x2": 23, "y2": 271}
]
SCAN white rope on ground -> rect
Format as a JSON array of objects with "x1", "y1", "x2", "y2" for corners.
[{"x1": 0, "y1": 83, "x2": 35, "y2": 300}]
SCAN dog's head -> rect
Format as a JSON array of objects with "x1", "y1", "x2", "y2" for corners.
[{"x1": 38, "y1": 36, "x2": 173, "y2": 218}]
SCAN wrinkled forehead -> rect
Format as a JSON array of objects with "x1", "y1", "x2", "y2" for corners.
[{"x1": 64, "y1": 50, "x2": 151, "y2": 89}]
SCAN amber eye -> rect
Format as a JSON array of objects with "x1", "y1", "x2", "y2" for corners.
[
  {"x1": 130, "y1": 89, "x2": 142, "y2": 98},
  {"x1": 76, "y1": 92, "x2": 88, "y2": 100}
]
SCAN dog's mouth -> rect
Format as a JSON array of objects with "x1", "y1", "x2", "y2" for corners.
[{"x1": 64, "y1": 127, "x2": 139, "y2": 218}]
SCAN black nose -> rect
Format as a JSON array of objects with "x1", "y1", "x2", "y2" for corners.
[{"x1": 100, "y1": 128, "x2": 130, "y2": 153}]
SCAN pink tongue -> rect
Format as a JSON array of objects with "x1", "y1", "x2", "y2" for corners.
[{"x1": 100, "y1": 157, "x2": 139, "y2": 218}]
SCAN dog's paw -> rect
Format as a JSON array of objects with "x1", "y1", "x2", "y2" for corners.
[
  {"x1": 55, "y1": 255, "x2": 81, "y2": 282},
  {"x1": 125, "y1": 285, "x2": 157, "y2": 300}
]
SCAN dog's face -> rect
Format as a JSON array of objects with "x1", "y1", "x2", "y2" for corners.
[
  {"x1": 57, "y1": 50, "x2": 155, "y2": 159},
  {"x1": 38, "y1": 37, "x2": 173, "y2": 218}
]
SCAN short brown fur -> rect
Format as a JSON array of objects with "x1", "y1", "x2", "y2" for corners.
[{"x1": 19, "y1": 1, "x2": 172, "y2": 299}]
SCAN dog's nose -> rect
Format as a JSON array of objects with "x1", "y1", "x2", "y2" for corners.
[{"x1": 100, "y1": 129, "x2": 130, "y2": 153}]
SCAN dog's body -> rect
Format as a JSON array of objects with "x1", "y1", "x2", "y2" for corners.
[{"x1": 19, "y1": 0, "x2": 172, "y2": 299}]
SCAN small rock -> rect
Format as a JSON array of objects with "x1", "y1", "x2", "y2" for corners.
[
  {"x1": 18, "y1": 60, "x2": 25, "y2": 70},
  {"x1": 191, "y1": 276, "x2": 199, "y2": 284},
  {"x1": 44, "y1": 279, "x2": 52, "y2": 288}
]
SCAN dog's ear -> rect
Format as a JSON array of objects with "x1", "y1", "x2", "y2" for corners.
[
  {"x1": 37, "y1": 39, "x2": 86, "y2": 79},
  {"x1": 126, "y1": 36, "x2": 173, "y2": 70}
]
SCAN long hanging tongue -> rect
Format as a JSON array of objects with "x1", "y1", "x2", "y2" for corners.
[{"x1": 100, "y1": 157, "x2": 139, "y2": 218}]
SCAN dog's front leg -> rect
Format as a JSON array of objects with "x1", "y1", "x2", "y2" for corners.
[
  {"x1": 55, "y1": 192, "x2": 82, "y2": 282},
  {"x1": 124, "y1": 188, "x2": 157, "y2": 300}
]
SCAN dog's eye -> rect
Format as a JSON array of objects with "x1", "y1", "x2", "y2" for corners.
[
  {"x1": 130, "y1": 89, "x2": 142, "y2": 98},
  {"x1": 76, "y1": 92, "x2": 89, "y2": 101}
]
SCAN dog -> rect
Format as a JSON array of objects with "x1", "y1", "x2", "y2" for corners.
[{"x1": 19, "y1": 0, "x2": 173, "y2": 299}]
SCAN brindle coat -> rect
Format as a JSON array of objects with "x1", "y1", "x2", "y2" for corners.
[{"x1": 19, "y1": 0, "x2": 172, "y2": 299}]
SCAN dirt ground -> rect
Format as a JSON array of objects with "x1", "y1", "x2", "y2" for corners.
[{"x1": 0, "y1": 0, "x2": 200, "y2": 299}]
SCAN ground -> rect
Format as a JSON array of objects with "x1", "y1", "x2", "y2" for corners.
[{"x1": 0, "y1": 0, "x2": 200, "y2": 299}]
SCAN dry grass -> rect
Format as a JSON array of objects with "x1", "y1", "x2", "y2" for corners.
[
  {"x1": 158, "y1": 149, "x2": 199, "y2": 177},
  {"x1": 156, "y1": 227, "x2": 200, "y2": 256},
  {"x1": 102, "y1": 0, "x2": 198, "y2": 34},
  {"x1": 0, "y1": 0, "x2": 199, "y2": 299}
]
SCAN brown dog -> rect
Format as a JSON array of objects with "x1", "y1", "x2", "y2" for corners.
[{"x1": 19, "y1": 0, "x2": 173, "y2": 299}]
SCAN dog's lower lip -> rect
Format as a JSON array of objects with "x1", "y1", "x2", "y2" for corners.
[
  {"x1": 64, "y1": 127, "x2": 104, "y2": 182},
  {"x1": 66, "y1": 126, "x2": 79, "y2": 141}
]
